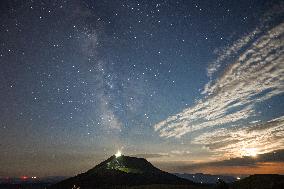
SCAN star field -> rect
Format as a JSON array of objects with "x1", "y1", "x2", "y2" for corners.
[{"x1": 0, "y1": 0, "x2": 283, "y2": 176}]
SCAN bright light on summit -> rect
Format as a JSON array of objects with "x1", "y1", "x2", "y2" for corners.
[{"x1": 115, "y1": 150, "x2": 122, "y2": 158}]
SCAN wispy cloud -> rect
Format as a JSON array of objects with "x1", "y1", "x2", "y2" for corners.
[
  {"x1": 170, "y1": 150, "x2": 191, "y2": 155},
  {"x1": 132, "y1": 153, "x2": 169, "y2": 159},
  {"x1": 132, "y1": 150, "x2": 191, "y2": 160},
  {"x1": 154, "y1": 9, "x2": 284, "y2": 157},
  {"x1": 192, "y1": 116, "x2": 284, "y2": 158},
  {"x1": 207, "y1": 27, "x2": 260, "y2": 78}
]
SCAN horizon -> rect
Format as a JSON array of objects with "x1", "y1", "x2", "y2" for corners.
[
  {"x1": 0, "y1": 0, "x2": 284, "y2": 178},
  {"x1": 1, "y1": 150, "x2": 284, "y2": 178},
  {"x1": 1, "y1": 153, "x2": 282, "y2": 178}
]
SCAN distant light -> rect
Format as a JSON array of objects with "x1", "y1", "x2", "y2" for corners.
[
  {"x1": 21, "y1": 176, "x2": 28, "y2": 180},
  {"x1": 115, "y1": 150, "x2": 122, "y2": 158},
  {"x1": 237, "y1": 177, "x2": 241, "y2": 180}
]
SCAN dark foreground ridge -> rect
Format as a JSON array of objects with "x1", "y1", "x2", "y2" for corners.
[
  {"x1": 49, "y1": 155, "x2": 193, "y2": 189},
  {"x1": 231, "y1": 174, "x2": 284, "y2": 189}
]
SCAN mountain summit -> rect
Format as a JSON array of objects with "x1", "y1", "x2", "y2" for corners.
[{"x1": 49, "y1": 155, "x2": 193, "y2": 189}]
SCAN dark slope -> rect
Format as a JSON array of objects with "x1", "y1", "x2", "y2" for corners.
[
  {"x1": 231, "y1": 174, "x2": 284, "y2": 189},
  {"x1": 49, "y1": 155, "x2": 193, "y2": 189},
  {"x1": 175, "y1": 173, "x2": 237, "y2": 184}
]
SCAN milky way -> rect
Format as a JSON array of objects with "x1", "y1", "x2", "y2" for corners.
[{"x1": 0, "y1": 0, "x2": 283, "y2": 176}]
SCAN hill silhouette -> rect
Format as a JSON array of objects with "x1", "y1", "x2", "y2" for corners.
[
  {"x1": 49, "y1": 155, "x2": 193, "y2": 189},
  {"x1": 230, "y1": 174, "x2": 284, "y2": 189}
]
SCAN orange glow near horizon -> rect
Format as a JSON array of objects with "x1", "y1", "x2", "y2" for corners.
[
  {"x1": 155, "y1": 160, "x2": 284, "y2": 176},
  {"x1": 190, "y1": 162, "x2": 284, "y2": 175}
]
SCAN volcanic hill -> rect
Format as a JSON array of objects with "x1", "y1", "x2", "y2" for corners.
[{"x1": 49, "y1": 155, "x2": 193, "y2": 189}]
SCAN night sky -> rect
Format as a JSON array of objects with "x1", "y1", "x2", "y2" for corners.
[{"x1": 0, "y1": 0, "x2": 284, "y2": 177}]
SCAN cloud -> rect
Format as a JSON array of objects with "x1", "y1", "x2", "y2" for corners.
[
  {"x1": 207, "y1": 2, "x2": 284, "y2": 78},
  {"x1": 154, "y1": 7, "x2": 284, "y2": 160},
  {"x1": 155, "y1": 19, "x2": 284, "y2": 139},
  {"x1": 132, "y1": 153, "x2": 169, "y2": 159},
  {"x1": 192, "y1": 116, "x2": 284, "y2": 158},
  {"x1": 175, "y1": 149, "x2": 284, "y2": 174},
  {"x1": 207, "y1": 27, "x2": 260, "y2": 77},
  {"x1": 153, "y1": 149, "x2": 284, "y2": 175},
  {"x1": 207, "y1": 149, "x2": 284, "y2": 167},
  {"x1": 132, "y1": 150, "x2": 191, "y2": 160},
  {"x1": 170, "y1": 150, "x2": 191, "y2": 155}
]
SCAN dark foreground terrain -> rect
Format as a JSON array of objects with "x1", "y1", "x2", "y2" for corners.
[
  {"x1": 0, "y1": 183, "x2": 50, "y2": 189},
  {"x1": 1, "y1": 174, "x2": 284, "y2": 189},
  {"x1": 0, "y1": 184, "x2": 210, "y2": 189},
  {"x1": 2, "y1": 157, "x2": 283, "y2": 189},
  {"x1": 231, "y1": 174, "x2": 284, "y2": 189}
]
